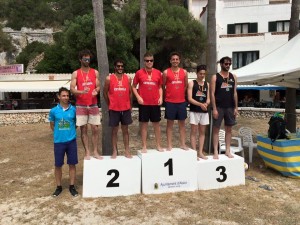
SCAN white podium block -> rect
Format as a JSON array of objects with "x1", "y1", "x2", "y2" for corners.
[
  {"x1": 82, "y1": 156, "x2": 141, "y2": 197},
  {"x1": 197, "y1": 154, "x2": 245, "y2": 190},
  {"x1": 138, "y1": 148, "x2": 198, "y2": 194}
]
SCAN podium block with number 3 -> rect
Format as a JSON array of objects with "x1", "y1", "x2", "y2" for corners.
[
  {"x1": 138, "y1": 148, "x2": 198, "y2": 194},
  {"x1": 197, "y1": 154, "x2": 245, "y2": 190},
  {"x1": 82, "y1": 156, "x2": 141, "y2": 197}
]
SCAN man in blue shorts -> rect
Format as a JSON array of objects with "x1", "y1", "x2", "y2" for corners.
[{"x1": 49, "y1": 87, "x2": 78, "y2": 197}]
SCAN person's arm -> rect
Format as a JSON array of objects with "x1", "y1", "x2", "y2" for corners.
[
  {"x1": 206, "y1": 82, "x2": 211, "y2": 107},
  {"x1": 210, "y1": 74, "x2": 218, "y2": 119},
  {"x1": 183, "y1": 69, "x2": 188, "y2": 91},
  {"x1": 158, "y1": 85, "x2": 163, "y2": 105},
  {"x1": 162, "y1": 69, "x2": 167, "y2": 101},
  {"x1": 92, "y1": 70, "x2": 101, "y2": 96},
  {"x1": 132, "y1": 74, "x2": 143, "y2": 105},
  {"x1": 103, "y1": 76, "x2": 110, "y2": 106},
  {"x1": 50, "y1": 121, "x2": 54, "y2": 131},
  {"x1": 233, "y1": 74, "x2": 238, "y2": 116},
  {"x1": 128, "y1": 76, "x2": 133, "y2": 109},
  {"x1": 70, "y1": 71, "x2": 87, "y2": 96}
]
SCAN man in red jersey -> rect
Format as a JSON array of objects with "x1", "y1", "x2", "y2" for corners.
[
  {"x1": 103, "y1": 59, "x2": 133, "y2": 159},
  {"x1": 132, "y1": 52, "x2": 164, "y2": 153},
  {"x1": 163, "y1": 52, "x2": 189, "y2": 151},
  {"x1": 70, "y1": 49, "x2": 102, "y2": 160}
]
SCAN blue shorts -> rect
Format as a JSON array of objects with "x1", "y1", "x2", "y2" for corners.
[
  {"x1": 165, "y1": 101, "x2": 187, "y2": 120},
  {"x1": 54, "y1": 139, "x2": 78, "y2": 167}
]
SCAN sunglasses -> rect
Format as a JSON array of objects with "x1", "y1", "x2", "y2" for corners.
[
  {"x1": 116, "y1": 65, "x2": 124, "y2": 68},
  {"x1": 224, "y1": 63, "x2": 231, "y2": 66},
  {"x1": 82, "y1": 58, "x2": 90, "y2": 63},
  {"x1": 144, "y1": 59, "x2": 154, "y2": 62}
]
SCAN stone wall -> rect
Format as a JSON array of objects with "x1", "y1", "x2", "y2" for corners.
[{"x1": 0, "y1": 108, "x2": 299, "y2": 126}]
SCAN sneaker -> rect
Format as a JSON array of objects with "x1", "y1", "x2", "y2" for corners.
[
  {"x1": 69, "y1": 186, "x2": 78, "y2": 197},
  {"x1": 52, "y1": 186, "x2": 62, "y2": 197}
]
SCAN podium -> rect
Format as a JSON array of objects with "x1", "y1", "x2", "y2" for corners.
[
  {"x1": 197, "y1": 154, "x2": 245, "y2": 190},
  {"x1": 138, "y1": 148, "x2": 198, "y2": 194},
  {"x1": 82, "y1": 156, "x2": 141, "y2": 197}
]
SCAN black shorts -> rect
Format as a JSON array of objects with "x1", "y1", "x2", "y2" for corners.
[
  {"x1": 165, "y1": 101, "x2": 187, "y2": 120},
  {"x1": 213, "y1": 107, "x2": 236, "y2": 128},
  {"x1": 109, "y1": 109, "x2": 133, "y2": 127},
  {"x1": 139, "y1": 105, "x2": 161, "y2": 122}
]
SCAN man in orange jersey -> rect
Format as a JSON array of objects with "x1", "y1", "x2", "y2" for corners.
[
  {"x1": 163, "y1": 52, "x2": 189, "y2": 151},
  {"x1": 132, "y1": 52, "x2": 164, "y2": 153},
  {"x1": 103, "y1": 59, "x2": 133, "y2": 159},
  {"x1": 70, "y1": 49, "x2": 102, "y2": 160}
]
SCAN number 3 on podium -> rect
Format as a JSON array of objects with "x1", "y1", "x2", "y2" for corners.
[{"x1": 216, "y1": 166, "x2": 227, "y2": 182}]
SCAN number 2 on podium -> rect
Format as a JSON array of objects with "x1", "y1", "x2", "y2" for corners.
[{"x1": 164, "y1": 158, "x2": 173, "y2": 176}]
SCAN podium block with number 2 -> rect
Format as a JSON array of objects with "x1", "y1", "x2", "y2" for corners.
[
  {"x1": 138, "y1": 148, "x2": 198, "y2": 194},
  {"x1": 197, "y1": 154, "x2": 245, "y2": 190},
  {"x1": 82, "y1": 156, "x2": 141, "y2": 197}
]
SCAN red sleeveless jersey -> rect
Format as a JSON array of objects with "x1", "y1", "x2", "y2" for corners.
[
  {"x1": 109, "y1": 74, "x2": 131, "y2": 111},
  {"x1": 76, "y1": 68, "x2": 98, "y2": 105},
  {"x1": 165, "y1": 68, "x2": 186, "y2": 103},
  {"x1": 133, "y1": 68, "x2": 162, "y2": 105}
]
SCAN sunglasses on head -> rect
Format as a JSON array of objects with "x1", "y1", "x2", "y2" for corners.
[
  {"x1": 82, "y1": 58, "x2": 90, "y2": 63},
  {"x1": 144, "y1": 59, "x2": 154, "y2": 62}
]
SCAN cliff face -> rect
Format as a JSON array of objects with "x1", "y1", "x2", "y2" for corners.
[{"x1": 1, "y1": 27, "x2": 54, "y2": 66}]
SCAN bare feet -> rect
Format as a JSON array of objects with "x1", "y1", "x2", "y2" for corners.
[
  {"x1": 111, "y1": 151, "x2": 117, "y2": 159},
  {"x1": 141, "y1": 148, "x2": 147, "y2": 153},
  {"x1": 94, "y1": 153, "x2": 103, "y2": 160},
  {"x1": 213, "y1": 154, "x2": 219, "y2": 160},
  {"x1": 198, "y1": 153, "x2": 208, "y2": 160},
  {"x1": 124, "y1": 151, "x2": 132, "y2": 159},
  {"x1": 157, "y1": 147, "x2": 165, "y2": 152},
  {"x1": 84, "y1": 155, "x2": 91, "y2": 160},
  {"x1": 180, "y1": 146, "x2": 190, "y2": 151},
  {"x1": 166, "y1": 147, "x2": 172, "y2": 151},
  {"x1": 225, "y1": 152, "x2": 234, "y2": 158}
]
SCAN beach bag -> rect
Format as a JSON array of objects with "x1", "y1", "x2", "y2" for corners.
[{"x1": 268, "y1": 112, "x2": 287, "y2": 142}]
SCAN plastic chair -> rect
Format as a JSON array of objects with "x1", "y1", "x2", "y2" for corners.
[
  {"x1": 219, "y1": 129, "x2": 244, "y2": 158},
  {"x1": 238, "y1": 127, "x2": 257, "y2": 163}
]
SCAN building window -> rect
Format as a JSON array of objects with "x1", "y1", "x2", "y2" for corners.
[
  {"x1": 227, "y1": 23, "x2": 258, "y2": 34},
  {"x1": 269, "y1": 21, "x2": 290, "y2": 32},
  {"x1": 232, "y1": 51, "x2": 259, "y2": 69}
]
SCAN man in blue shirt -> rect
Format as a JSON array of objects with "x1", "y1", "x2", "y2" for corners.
[{"x1": 49, "y1": 87, "x2": 78, "y2": 197}]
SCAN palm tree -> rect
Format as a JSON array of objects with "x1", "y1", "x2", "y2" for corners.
[
  {"x1": 140, "y1": 0, "x2": 147, "y2": 68},
  {"x1": 285, "y1": 0, "x2": 299, "y2": 132},
  {"x1": 92, "y1": 0, "x2": 112, "y2": 155},
  {"x1": 206, "y1": 0, "x2": 217, "y2": 153}
]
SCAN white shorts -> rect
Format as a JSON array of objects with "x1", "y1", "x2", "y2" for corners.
[{"x1": 189, "y1": 111, "x2": 209, "y2": 125}]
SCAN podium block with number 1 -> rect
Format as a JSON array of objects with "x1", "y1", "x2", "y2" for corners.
[{"x1": 138, "y1": 148, "x2": 198, "y2": 194}]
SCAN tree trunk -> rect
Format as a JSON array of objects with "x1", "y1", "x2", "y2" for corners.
[
  {"x1": 140, "y1": 0, "x2": 147, "y2": 68},
  {"x1": 205, "y1": 0, "x2": 217, "y2": 154},
  {"x1": 285, "y1": 0, "x2": 299, "y2": 132},
  {"x1": 92, "y1": 0, "x2": 112, "y2": 155}
]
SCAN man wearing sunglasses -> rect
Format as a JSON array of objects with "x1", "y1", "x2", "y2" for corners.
[
  {"x1": 103, "y1": 59, "x2": 133, "y2": 159},
  {"x1": 70, "y1": 49, "x2": 102, "y2": 160},
  {"x1": 132, "y1": 52, "x2": 164, "y2": 153},
  {"x1": 210, "y1": 56, "x2": 238, "y2": 159}
]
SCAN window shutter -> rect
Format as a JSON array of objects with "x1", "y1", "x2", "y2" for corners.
[
  {"x1": 227, "y1": 24, "x2": 235, "y2": 34},
  {"x1": 249, "y1": 23, "x2": 258, "y2": 33},
  {"x1": 268, "y1": 22, "x2": 277, "y2": 32}
]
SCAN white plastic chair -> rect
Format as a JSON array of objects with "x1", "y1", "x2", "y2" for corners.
[
  {"x1": 238, "y1": 127, "x2": 257, "y2": 163},
  {"x1": 219, "y1": 129, "x2": 244, "y2": 158}
]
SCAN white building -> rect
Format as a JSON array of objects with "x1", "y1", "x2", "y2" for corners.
[{"x1": 188, "y1": 0, "x2": 298, "y2": 70}]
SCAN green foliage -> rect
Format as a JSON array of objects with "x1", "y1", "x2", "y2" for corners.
[
  {"x1": 0, "y1": 24, "x2": 15, "y2": 52},
  {"x1": 16, "y1": 41, "x2": 48, "y2": 68}
]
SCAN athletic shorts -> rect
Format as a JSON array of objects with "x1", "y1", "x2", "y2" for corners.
[
  {"x1": 76, "y1": 104, "x2": 101, "y2": 126},
  {"x1": 139, "y1": 105, "x2": 161, "y2": 122},
  {"x1": 54, "y1": 139, "x2": 78, "y2": 167},
  {"x1": 109, "y1": 109, "x2": 133, "y2": 127},
  {"x1": 165, "y1": 101, "x2": 187, "y2": 120},
  {"x1": 189, "y1": 111, "x2": 209, "y2": 125},
  {"x1": 213, "y1": 107, "x2": 236, "y2": 128}
]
